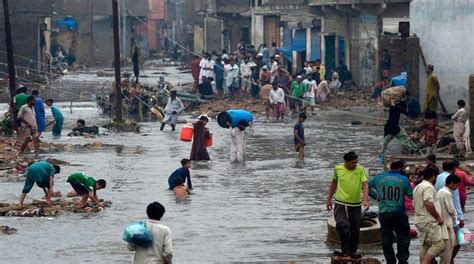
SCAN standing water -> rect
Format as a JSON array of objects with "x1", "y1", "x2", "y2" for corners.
[{"x1": 0, "y1": 102, "x2": 473, "y2": 263}]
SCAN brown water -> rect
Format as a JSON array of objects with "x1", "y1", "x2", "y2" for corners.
[{"x1": 0, "y1": 103, "x2": 473, "y2": 263}]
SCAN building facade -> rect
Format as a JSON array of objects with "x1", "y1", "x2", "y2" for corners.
[
  {"x1": 192, "y1": 0, "x2": 411, "y2": 89},
  {"x1": 411, "y1": 0, "x2": 474, "y2": 113},
  {"x1": 0, "y1": 0, "x2": 55, "y2": 79}
]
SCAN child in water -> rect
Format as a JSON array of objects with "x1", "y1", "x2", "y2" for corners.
[
  {"x1": 294, "y1": 112, "x2": 307, "y2": 160},
  {"x1": 173, "y1": 178, "x2": 189, "y2": 199}
]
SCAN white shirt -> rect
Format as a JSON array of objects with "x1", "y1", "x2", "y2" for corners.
[
  {"x1": 303, "y1": 79, "x2": 316, "y2": 98},
  {"x1": 199, "y1": 58, "x2": 215, "y2": 82},
  {"x1": 240, "y1": 62, "x2": 252, "y2": 78},
  {"x1": 128, "y1": 220, "x2": 173, "y2": 264},
  {"x1": 225, "y1": 64, "x2": 240, "y2": 87},
  {"x1": 452, "y1": 108, "x2": 467, "y2": 123},
  {"x1": 269, "y1": 88, "x2": 285, "y2": 104},
  {"x1": 437, "y1": 186, "x2": 457, "y2": 228}
]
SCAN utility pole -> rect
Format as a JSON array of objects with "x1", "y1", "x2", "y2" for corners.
[
  {"x1": 121, "y1": 0, "x2": 126, "y2": 64},
  {"x1": 112, "y1": 0, "x2": 122, "y2": 122},
  {"x1": 2, "y1": 0, "x2": 17, "y2": 130}
]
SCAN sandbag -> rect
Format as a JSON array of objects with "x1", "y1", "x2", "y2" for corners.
[
  {"x1": 381, "y1": 86, "x2": 406, "y2": 107},
  {"x1": 123, "y1": 221, "x2": 153, "y2": 248}
]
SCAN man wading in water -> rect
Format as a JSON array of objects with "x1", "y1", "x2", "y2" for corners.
[
  {"x1": 326, "y1": 151, "x2": 369, "y2": 259},
  {"x1": 160, "y1": 90, "x2": 184, "y2": 132}
]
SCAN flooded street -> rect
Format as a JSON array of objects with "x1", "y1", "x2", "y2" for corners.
[{"x1": 1, "y1": 103, "x2": 473, "y2": 263}]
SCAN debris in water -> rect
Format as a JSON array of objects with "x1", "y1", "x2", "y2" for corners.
[
  {"x1": 0, "y1": 199, "x2": 112, "y2": 217},
  {"x1": 0, "y1": 225, "x2": 17, "y2": 235}
]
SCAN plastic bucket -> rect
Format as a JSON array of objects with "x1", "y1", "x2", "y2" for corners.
[
  {"x1": 205, "y1": 132, "x2": 213, "y2": 147},
  {"x1": 217, "y1": 109, "x2": 253, "y2": 128},
  {"x1": 180, "y1": 124, "x2": 193, "y2": 142}
]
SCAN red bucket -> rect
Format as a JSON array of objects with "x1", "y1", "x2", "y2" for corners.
[
  {"x1": 180, "y1": 125, "x2": 194, "y2": 142},
  {"x1": 205, "y1": 132, "x2": 213, "y2": 147}
]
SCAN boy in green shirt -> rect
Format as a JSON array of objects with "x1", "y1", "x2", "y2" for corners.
[
  {"x1": 290, "y1": 75, "x2": 305, "y2": 114},
  {"x1": 67, "y1": 172, "x2": 106, "y2": 208},
  {"x1": 326, "y1": 151, "x2": 369, "y2": 258}
]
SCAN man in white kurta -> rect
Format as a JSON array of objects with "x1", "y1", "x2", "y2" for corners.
[
  {"x1": 160, "y1": 91, "x2": 184, "y2": 131},
  {"x1": 229, "y1": 121, "x2": 252, "y2": 163},
  {"x1": 198, "y1": 53, "x2": 215, "y2": 84}
]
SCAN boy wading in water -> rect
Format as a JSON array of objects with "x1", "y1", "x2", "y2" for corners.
[{"x1": 294, "y1": 113, "x2": 307, "y2": 160}]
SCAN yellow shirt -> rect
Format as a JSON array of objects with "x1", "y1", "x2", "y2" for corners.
[
  {"x1": 333, "y1": 164, "x2": 368, "y2": 206},
  {"x1": 425, "y1": 74, "x2": 439, "y2": 99}
]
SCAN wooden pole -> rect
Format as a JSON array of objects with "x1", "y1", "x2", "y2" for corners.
[
  {"x1": 112, "y1": 0, "x2": 122, "y2": 122},
  {"x1": 2, "y1": 0, "x2": 17, "y2": 130}
]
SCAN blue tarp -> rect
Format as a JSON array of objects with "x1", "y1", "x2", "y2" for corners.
[
  {"x1": 279, "y1": 28, "x2": 307, "y2": 63},
  {"x1": 55, "y1": 16, "x2": 78, "y2": 31}
]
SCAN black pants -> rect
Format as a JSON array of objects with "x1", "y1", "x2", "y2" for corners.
[
  {"x1": 379, "y1": 212, "x2": 411, "y2": 264},
  {"x1": 334, "y1": 203, "x2": 361, "y2": 255}
]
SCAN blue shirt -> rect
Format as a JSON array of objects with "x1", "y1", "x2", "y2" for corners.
[
  {"x1": 168, "y1": 167, "x2": 192, "y2": 190},
  {"x1": 294, "y1": 123, "x2": 304, "y2": 145},
  {"x1": 214, "y1": 63, "x2": 224, "y2": 81},
  {"x1": 368, "y1": 171, "x2": 413, "y2": 213},
  {"x1": 434, "y1": 172, "x2": 464, "y2": 220}
]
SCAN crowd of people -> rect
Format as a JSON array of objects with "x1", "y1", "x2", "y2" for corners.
[
  {"x1": 327, "y1": 151, "x2": 473, "y2": 264},
  {"x1": 13, "y1": 85, "x2": 64, "y2": 158},
  {"x1": 7, "y1": 42, "x2": 474, "y2": 263},
  {"x1": 189, "y1": 45, "x2": 351, "y2": 120}
]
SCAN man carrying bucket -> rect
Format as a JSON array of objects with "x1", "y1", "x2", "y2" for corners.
[{"x1": 160, "y1": 91, "x2": 184, "y2": 131}]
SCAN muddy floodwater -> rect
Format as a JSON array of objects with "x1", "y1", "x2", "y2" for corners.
[{"x1": 1, "y1": 102, "x2": 473, "y2": 263}]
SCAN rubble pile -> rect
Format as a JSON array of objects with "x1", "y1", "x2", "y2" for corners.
[
  {"x1": 195, "y1": 91, "x2": 375, "y2": 115},
  {"x1": 0, "y1": 199, "x2": 112, "y2": 217},
  {"x1": 103, "y1": 120, "x2": 140, "y2": 133}
]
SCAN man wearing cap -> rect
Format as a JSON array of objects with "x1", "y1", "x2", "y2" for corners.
[
  {"x1": 424, "y1": 65, "x2": 440, "y2": 113},
  {"x1": 291, "y1": 76, "x2": 305, "y2": 114},
  {"x1": 326, "y1": 151, "x2": 369, "y2": 258},
  {"x1": 14, "y1": 85, "x2": 29, "y2": 113},
  {"x1": 160, "y1": 91, "x2": 184, "y2": 131}
]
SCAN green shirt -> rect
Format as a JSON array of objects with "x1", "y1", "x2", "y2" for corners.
[
  {"x1": 332, "y1": 164, "x2": 368, "y2": 206},
  {"x1": 67, "y1": 172, "x2": 96, "y2": 192},
  {"x1": 291, "y1": 81, "x2": 305, "y2": 98},
  {"x1": 15, "y1": 93, "x2": 29, "y2": 112}
]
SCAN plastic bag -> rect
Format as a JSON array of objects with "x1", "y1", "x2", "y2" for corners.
[
  {"x1": 390, "y1": 72, "x2": 408, "y2": 88},
  {"x1": 123, "y1": 221, "x2": 153, "y2": 248},
  {"x1": 456, "y1": 226, "x2": 474, "y2": 245},
  {"x1": 456, "y1": 226, "x2": 466, "y2": 245},
  {"x1": 464, "y1": 227, "x2": 474, "y2": 244}
]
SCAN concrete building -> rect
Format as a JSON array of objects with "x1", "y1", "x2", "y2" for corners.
[
  {"x1": 411, "y1": 0, "x2": 474, "y2": 113},
  {"x1": 190, "y1": 0, "x2": 413, "y2": 88},
  {"x1": 53, "y1": 0, "x2": 179, "y2": 66},
  {"x1": 307, "y1": 0, "x2": 411, "y2": 88},
  {"x1": 0, "y1": 0, "x2": 55, "y2": 78},
  {"x1": 192, "y1": 0, "x2": 251, "y2": 54}
]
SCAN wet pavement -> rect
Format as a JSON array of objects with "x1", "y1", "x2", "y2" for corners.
[{"x1": 0, "y1": 102, "x2": 473, "y2": 263}]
